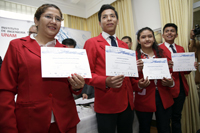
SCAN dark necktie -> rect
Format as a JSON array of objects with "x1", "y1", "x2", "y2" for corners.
[
  {"x1": 109, "y1": 36, "x2": 117, "y2": 47},
  {"x1": 170, "y1": 44, "x2": 181, "y2": 77},
  {"x1": 169, "y1": 45, "x2": 177, "y2": 53}
]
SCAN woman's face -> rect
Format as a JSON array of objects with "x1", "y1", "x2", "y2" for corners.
[
  {"x1": 34, "y1": 7, "x2": 62, "y2": 38},
  {"x1": 138, "y1": 30, "x2": 155, "y2": 49}
]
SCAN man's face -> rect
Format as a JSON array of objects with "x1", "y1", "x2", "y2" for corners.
[
  {"x1": 29, "y1": 26, "x2": 37, "y2": 35},
  {"x1": 99, "y1": 9, "x2": 118, "y2": 35},
  {"x1": 122, "y1": 38, "x2": 132, "y2": 49},
  {"x1": 162, "y1": 26, "x2": 178, "y2": 44},
  {"x1": 66, "y1": 45, "x2": 75, "y2": 48}
]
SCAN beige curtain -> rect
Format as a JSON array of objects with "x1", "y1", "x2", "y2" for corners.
[
  {"x1": 67, "y1": 14, "x2": 88, "y2": 31},
  {"x1": 63, "y1": 14, "x2": 88, "y2": 31},
  {"x1": 0, "y1": 0, "x2": 36, "y2": 15},
  {"x1": 111, "y1": 0, "x2": 136, "y2": 49},
  {"x1": 63, "y1": 14, "x2": 69, "y2": 28},
  {"x1": 86, "y1": 12, "x2": 102, "y2": 37},
  {"x1": 63, "y1": 12, "x2": 101, "y2": 37},
  {"x1": 159, "y1": 0, "x2": 200, "y2": 133}
]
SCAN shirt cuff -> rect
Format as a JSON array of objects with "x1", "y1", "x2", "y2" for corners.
[
  {"x1": 169, "y1": 80, "x2": 175, "y2": 87},
  {"x1": 138, "y1": 84, "x2": 143, "y2": 90}
]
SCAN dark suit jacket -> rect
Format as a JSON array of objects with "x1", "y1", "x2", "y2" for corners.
[
  {"x1": 82, "y1": 84, "x2": 95, "y2": 99},
  {"x1": 0, "y1": 36, "x2": 81, "y2": 133},
  {"x1": 84, "y1": 34, "x2": 136, "y2": 114},
  {"x1": 74, "y1": 84, "x2": 95, "y2": 99},
  {"x1": 160, "y1": 43, "x2": 190, "y2": 97},
  {"x1": 0, "y1": 56, "x2": 2, "y2": 69}
]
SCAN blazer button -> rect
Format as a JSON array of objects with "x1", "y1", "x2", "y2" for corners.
[{"x1": 49, "y1": 93, "x2": 53, "y2": 97}]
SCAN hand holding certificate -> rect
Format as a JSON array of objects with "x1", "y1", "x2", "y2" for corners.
[
  {"x1": 172, "y1": 52, "x2": 196, "y2": 72},
  {"x1": 105, "y1": 46, "x2": 138, "y2": 77},
  {"x1": 142, "y1": 58, "x2": 171, "y2": 80},
  {"x1": 41, "y1": 47, "x2": 91, "y2": 78}
]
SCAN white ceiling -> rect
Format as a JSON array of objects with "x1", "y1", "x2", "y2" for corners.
[{"x1": 5, "y1": 0, "x2": 116, "y2": 18}]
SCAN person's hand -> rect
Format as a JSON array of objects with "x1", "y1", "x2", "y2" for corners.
[
  {"x1": 168, "y1": 60, "x2": 173, "y2": 69},
  {"x1": 190, "y1": 29, "x2": 195, "y2": 40},
  {"x1": 82, "y1": 93, "x2": 88, "y2": 100},
  {"x1": 162, "y1": 74, "x2": 173, "y2": 87},
  {"x1": 68, "y1": 73, "x2": 85, "y2": 90},
  {"x1": 137, "y1": 59, "x2": 143, "y2": 72},
  {"x1": 194, "y1": 62, "x2": 199, "y2": 69},
  {"x1": 138, "y1": 76, "x2": 150, "y2": 88},
  {"x1": 106, "y1": 75, "x2": 124, "y2": 88}
]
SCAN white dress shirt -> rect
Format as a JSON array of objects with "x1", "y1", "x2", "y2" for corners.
[
  {"x1": 101, "y1": 31, "x2": 118, "y2": 47},
  {"x1": 30, "y1": 33, "x2": 56, "y2": 123},
  {"x1": 164, "y1": 42, "x2": 176, "y2": 53}
]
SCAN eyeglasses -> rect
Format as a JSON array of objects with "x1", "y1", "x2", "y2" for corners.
[
  {"x1": 44, "y1": 14, "x2": 63, "y2": 22},
  {"x1": 28, "y1": 31, "x2": 37, "y2": 35}
]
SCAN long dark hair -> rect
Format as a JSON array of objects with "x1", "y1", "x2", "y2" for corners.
[{"x1": 136, "y1": 27, "x2": 163, "y2": 59}]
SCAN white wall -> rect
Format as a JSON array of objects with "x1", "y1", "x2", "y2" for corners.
[
  {"x1": 132, "y1": 0, "x2": 161, "y2": 34},
  {"x1": 4, "y1": 0, "x2": 116, "y2": 18},
  {"x1": 0, "y1": 10, "x2": 64, "y2": 26}
]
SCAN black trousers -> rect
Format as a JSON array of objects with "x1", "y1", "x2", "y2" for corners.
[
  {"x1": 96, "y1": 104, "x2": 134, "y2": 133},
  {"x1": 171, "y1": 75, "x2": 186, "y2": 133},
  {"x1": 136, "y1": 90, "x2": 172, "y2": 133}
]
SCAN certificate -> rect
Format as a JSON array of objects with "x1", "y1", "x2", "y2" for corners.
[
  {"x1": 142, "y1": 58, "x2": 171, "y2": 80},
  {"x1": 41, "y1": 47, "x2": 91, "y2": 78},
  {"x1": 172, "y1": 52, "x2": 196, "y2": 72},
  {"x1": 106, "y1": 46, "x2": 138, "y2": 77}
]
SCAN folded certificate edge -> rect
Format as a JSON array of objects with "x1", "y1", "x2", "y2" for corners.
[
  {"x1": 172, "y1": 68, "x2": 196, "y2": 72},
  {"x1": 105, "y1": 74, "x2": 139, "y2": 77},
  {"x1": 41, "y1": 74, "x2": 92, "y2": 78}
]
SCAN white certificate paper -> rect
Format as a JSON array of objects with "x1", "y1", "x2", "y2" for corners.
[
  {"x1": 41, "y1": 47, "x2": 91, "y2": 78},
  {"x1": 142, "y1": 58, "x2": 171, "y2": 80},
  {"x1": 106, "y1": 46, "x2": 138, "y2": 77},
  {"x1": 172, "y1": 52, "x2": 196, "y2": 72}
]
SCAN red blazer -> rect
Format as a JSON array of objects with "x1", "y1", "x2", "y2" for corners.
[
  {"x1": 83, "y1": 34, "x2": 135, "y2": 113},
  {"x1": 131, "y1": 51, "x2": 174, "y2": 112},
  {"x1": 159, "y1": 43, "x2": 190, "y2": 97},
  {"x1": 0, "y1": 36, "x2": 81, "y2": 133}
]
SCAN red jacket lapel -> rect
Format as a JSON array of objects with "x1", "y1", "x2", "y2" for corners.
[{"x1": 21, "y1": 36, "x2": 66, "y2": 58}]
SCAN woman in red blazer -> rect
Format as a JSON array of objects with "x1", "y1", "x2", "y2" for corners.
[
  {"x1": 0, "y1": 4, "x2": 85, "y2": 133},
  {"x1": 133, "y1": 27, "x2": 175, "y2": 133}
]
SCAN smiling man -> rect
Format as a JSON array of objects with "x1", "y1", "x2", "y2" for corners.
[
  {"x1": 83, "y1": 4, "x2": 136, "y2": 133},
  {"x1": 121, "y1": 36, "x2": 132, "y2": 49},
  {"x1": 159, "y1": 23, "x2": 192, "y2": 133}
]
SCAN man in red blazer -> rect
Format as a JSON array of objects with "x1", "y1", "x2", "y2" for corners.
[
  {"x1": 83, "y1": 4, "x2": 140, "y2": 133},
  {"x1": 159, "y1": 23, "x2": 192, "y2": 133}
]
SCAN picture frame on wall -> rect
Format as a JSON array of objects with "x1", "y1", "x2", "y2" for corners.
[{"x1": 154, "y1": 28, "x2": 162, "y2": 45}]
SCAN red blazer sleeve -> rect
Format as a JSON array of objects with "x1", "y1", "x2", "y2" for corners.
[
  {"x1": 130, "y1": 72, "x2": 143, "y2": 92},
  {"x1": 69, "y1": 86, "x2": 83, "y2": 95},
  {"x1": 0, "y1": 41, "x2": 18, "y2": 133},
  {"x1": 83, "y1": 38, "x2": 107, "y2": 90}
]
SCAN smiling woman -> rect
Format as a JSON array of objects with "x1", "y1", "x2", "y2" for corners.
[
  {"x1": 134, "y1": 27, "x2": 175, "y2": 133},
  {"x1": 0, "y1": 4, "x2": 85, "y2": 133},
  {"x1": 34, "y1": 4, "x2": 63, "y2": 45}
]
